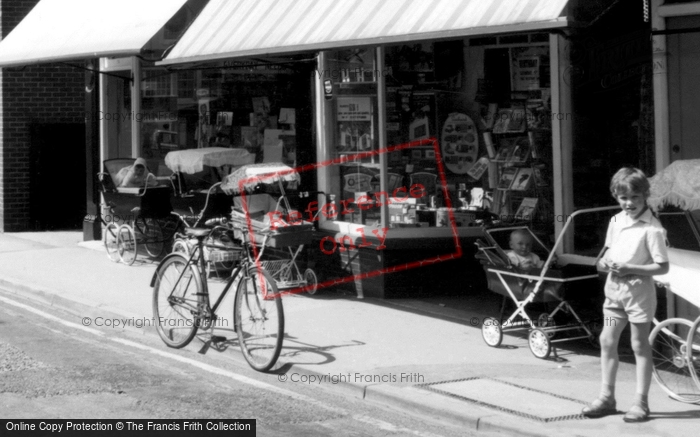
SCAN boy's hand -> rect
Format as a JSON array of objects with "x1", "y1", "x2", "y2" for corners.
[
  {"x1": 609, "y1": 262, "x2": 632, "y2": 277},
  {"x1": 598, "y1": 258, "x2": 612, "y2": 270}
]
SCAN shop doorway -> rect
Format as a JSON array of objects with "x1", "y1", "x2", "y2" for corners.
[
  {"x1": 668, "y1": 15, "x2": 700, "y2": 161},
  {"x1": 29, "y1": 123, "x2": 86, "y2": 230}
]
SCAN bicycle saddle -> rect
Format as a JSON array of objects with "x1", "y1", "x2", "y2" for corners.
[{"x1": 184, "y1": 228, "x2": 211, "y2": 238}]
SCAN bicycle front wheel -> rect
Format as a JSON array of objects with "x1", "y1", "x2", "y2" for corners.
[
  {"x1": 235, "y1": 267, "x2": 284, "y2": 372},
  {"x1": 688, "y1": 316, "x2": 700, "y2": 395},
  {"x1": 649, "y1": 318, "x2": 700, "y2": 404},
  {"x1": 153, "y1": 254, "x2": 202, "y2": 348}
]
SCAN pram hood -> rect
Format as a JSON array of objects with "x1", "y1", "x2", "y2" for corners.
[
  {"x1": 649, "y1": 159, "x2": 700, "y2": 211},
  {"x1": 221, "y1": 163, "x2": 300, "y2": 195},
  {"x1": 164, "y1": 147, "x2": 254, "y2": 174}
]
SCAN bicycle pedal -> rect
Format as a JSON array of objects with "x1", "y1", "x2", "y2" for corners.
[{"x1": 210, "y1": 335, "x2": 227, "y2": 343}]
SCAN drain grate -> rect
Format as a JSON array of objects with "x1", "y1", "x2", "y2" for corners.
[{"x1": 416, "y1": 377, "x2": 589, "y2": 423}]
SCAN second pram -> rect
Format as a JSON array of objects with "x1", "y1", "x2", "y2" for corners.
[{"x1": 221, "y1": 163, "x2": 319, "y2": 294}]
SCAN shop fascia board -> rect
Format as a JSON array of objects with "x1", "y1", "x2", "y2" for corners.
[
  {"x1": 658, "y1": 2, "x2": 700, "y2": 17},
  {"x1": 157, "y1": 18, "x2": 572, "y2": 67}
]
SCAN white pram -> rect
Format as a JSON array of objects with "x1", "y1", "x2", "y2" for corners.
[{"x1": 222, "y1": 163, "x2": 320, "y2": 294}]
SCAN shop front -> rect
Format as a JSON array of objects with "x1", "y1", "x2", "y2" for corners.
[
  {"x1": 1, "y1": 1, "x2": 654, "y2": 300},
  {"x1": 649, "y1": 0, "x2": 700, "y2": 320},
  {"x1": 157, "y1": 0, "x2": 578, "y2": 298}
]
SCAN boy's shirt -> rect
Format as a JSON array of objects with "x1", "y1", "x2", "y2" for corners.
[
  {"x1": 507, "y1": 251, "x2": 543, "y2": 271},
  {"x1": 604, "y1": 209, "x2": 668, "y2": 294}
]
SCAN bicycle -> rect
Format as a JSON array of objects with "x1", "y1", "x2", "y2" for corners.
[
  {"x1": 151, "y1": 217, "x2": 284, "y2": 372},
  {"x1": 648, "y1": 315, "x2": 700, "y2": 404}
]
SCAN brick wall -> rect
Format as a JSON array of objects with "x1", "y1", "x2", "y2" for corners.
[{"x1": 0, "y1": 0, "x2": 84, "y2": 231}]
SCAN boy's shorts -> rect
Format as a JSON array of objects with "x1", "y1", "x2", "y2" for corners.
[{"x1": 603, "y1": 275, "x2": 656, "y2": 324}]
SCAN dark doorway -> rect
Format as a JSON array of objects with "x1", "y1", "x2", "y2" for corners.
[{"x1": 30, "y1": 123, "x2": 86, "y2": 230}]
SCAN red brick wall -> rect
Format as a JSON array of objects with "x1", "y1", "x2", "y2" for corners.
[{"x1": 0, "y1": 0, "x2": 84, "y2": 231}]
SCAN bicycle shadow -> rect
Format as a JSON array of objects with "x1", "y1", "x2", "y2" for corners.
[
  {"x1": 192, "y1": 329, "x2": 365, "y2": 369},
  {"x1": 274, "y1": 334, "x2": 366, "y2": 369}
]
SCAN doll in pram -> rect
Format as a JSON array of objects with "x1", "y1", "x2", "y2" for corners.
[
  {"x1": 221, "y1": 163, "x2": 320, "y2": 294},
  {"x1": 475, "y1": 206, "x2": 618, "y2": 359}
]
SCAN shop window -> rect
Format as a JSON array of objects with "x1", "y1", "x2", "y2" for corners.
[
  {"x1": 138, "y1": 62, "x2": 306, "y2": 174},
  {"x1": 326, "y1": 49, "x2": 383, "y2": 226}
]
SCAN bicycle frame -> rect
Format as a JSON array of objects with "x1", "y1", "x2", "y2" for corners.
[{"x1": 151, "y1": 224, "x2": 271, "y2": 326}]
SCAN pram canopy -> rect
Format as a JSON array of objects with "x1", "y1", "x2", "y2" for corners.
[
  {"x1": 164, "y1": 147, "x2": 254, "y2": 174},
  {"x1": 648, "y1": 159, "x2": 700, "y2": 212},
  {"x1": 224, "y1": 164, "x2": 312, "y2": 248},
  {"x1": 221, "y1": 163, "x2": 300, "y2": 195},
  {"x1": 649, "y1": 159, "x2": 700, "y2": 310}
]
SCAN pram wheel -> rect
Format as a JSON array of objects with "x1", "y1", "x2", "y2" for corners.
[
  {"x1": 117, "y1": 225, "x2": 137, "y2": 266},
  {"x1": 482, "y1": 317, "x2": 503, "y2": 347},
  {"x1": 142, "y1": 218, "x2": 164, "y2": 258},
  {"x1": 304, "y1": 268, "x2": 319, "y2": 295},
  {"x1": 103, "y1": 223, "x2": 120, "y2": 263},
  {"x1": 529, "y1": 329, "x2": 552, "y2": 359}
]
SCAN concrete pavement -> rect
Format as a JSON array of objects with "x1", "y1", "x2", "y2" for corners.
[{"x1": 0, "y1": 231, "x2": 698, "y2": 436}]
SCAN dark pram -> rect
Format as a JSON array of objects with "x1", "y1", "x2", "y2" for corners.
[{"x1": 99, "y1": 158, "x2": 173, "y2": 265}]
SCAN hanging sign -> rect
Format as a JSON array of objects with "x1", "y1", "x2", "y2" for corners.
[{"x1": 324, "y1": 79, "x2": 333, "y2": 100}]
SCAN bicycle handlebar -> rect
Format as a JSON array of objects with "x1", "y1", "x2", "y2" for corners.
[{"x1": 205, "y1": 217, "x2": 228, "y2": 227}]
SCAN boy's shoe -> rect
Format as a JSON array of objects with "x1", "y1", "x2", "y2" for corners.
[
  {"x1": 622, "y1": 405, "x2": 650, "y2": 423},
  {"x1": 581, "y1": 398, "x2": 617, "y2": 418}
]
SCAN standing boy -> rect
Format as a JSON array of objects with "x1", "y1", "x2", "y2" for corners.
[{"x1": 582, "y1": 167, "x2": 669, "y2": 422}]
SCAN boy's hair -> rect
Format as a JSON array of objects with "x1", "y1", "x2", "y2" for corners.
[{"x1": 610, "y1": 167, "x2": 650, "y2": 198}]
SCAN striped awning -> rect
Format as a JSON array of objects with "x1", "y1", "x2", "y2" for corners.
[
  {"x1": 0, "y1": 0, "x2": 188, "y2": 68},
  {"x1": 160, "y1": 0, "x2": 571, "y2": 65}
]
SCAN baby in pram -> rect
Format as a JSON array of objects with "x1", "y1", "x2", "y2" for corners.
[
  {"x1": 507, "y1": 229, "x2": 544, "y2": 272},
  {"x1": 506, "y1": 229, "x2": 556, "y2": 273}
]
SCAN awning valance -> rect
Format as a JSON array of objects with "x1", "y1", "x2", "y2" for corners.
[
  {"x1": 160, "y1": 0, "x2": 570, "y2": 66},
  {"x1": 0, "y1": 0, "x2": 188, "y2": 68}
]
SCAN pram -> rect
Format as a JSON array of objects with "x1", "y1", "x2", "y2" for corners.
[
  {"x1": 99, "y1": 158, "x2": 173, "y2": 265},
  {"x1": 221, "y1": 163, "x2": 319, "y2": 294},
  {"x1": 476, "y1": 206, "x2": 618, "y2": 359},
  {"x1": 164, "y1": 147, "x2": 254, "y2": 275},
  {"x1": 647, "y1": 159, "x2": 700, "y2": 403},
  {"x1": 165, "y1": 147, "x2": 255, "y2": 227}
]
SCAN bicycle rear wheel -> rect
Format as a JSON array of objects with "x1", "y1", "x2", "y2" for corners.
[
  {"x1": 153, "y1": 254, "x2": 202, "y2": 348},
  {"x1": 235, "y1": 267, "x2": 284, "y2": 372},
  {"x1": 649, "y1": 318, "x2": 700, "y2": 403}
]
